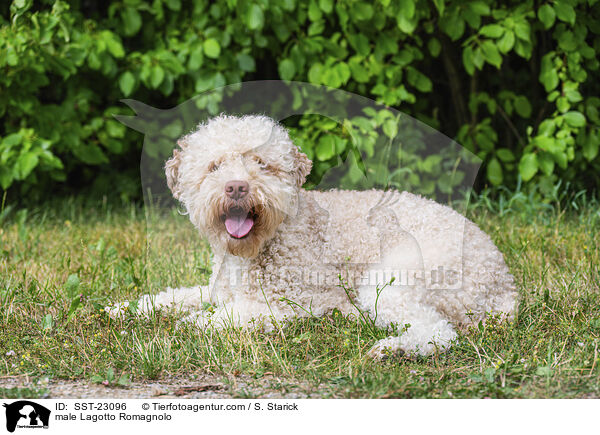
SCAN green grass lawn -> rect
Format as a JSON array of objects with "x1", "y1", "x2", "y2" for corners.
[{"x1": 1, "y1": 196, "x2": 599, "y2": 398}]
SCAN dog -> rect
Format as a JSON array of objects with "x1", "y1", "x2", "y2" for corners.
[{"x1": 130, "y1": 114, "x2": 517, "y2": 358}]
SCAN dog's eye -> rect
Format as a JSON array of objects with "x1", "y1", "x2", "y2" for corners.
[{"x1": 208, "y1": 162, "x2": 219, "y2": 172}]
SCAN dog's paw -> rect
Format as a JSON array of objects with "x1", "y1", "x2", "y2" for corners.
[{"x1": 367, "y1": 337, "x2": 406, "y2": 361}]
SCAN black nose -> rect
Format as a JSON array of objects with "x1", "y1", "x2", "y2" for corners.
[{"x1": 225, "y1": 180, "x2": 249, "y2": 200}]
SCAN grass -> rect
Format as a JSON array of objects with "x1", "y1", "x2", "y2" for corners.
[{"x1": 0, "y1": 193, "x2": 599, "y2": 398}]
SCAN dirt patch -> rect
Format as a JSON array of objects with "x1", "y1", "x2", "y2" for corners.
[{"x1": 0, "y1": 375, "x2": 322, "y2": 399}]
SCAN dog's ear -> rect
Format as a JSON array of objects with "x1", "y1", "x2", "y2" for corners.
[
  {"x1": 292, "y1": 146, "x2": 312, "y2": 187},
  {"x1": 165, "y1": 140, "x2": 185, "y2": 200}
]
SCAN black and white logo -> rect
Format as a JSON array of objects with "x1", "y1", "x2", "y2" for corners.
[{"x1": 3, "y1": 401, "x2": 50, "y2": 432}]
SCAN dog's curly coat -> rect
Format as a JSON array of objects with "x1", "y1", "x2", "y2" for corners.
[{"x1": 136, "y1": 114, "x2": 517, "y2": 358}]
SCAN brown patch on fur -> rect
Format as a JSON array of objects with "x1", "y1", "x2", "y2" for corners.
[
  {"x1": 208, "y1": 157, "x2": 224, "y2": 173},
  {"x1": 165, "y1": 138, "x2": 193, "y2": 200},
  {"x1": 263, "y1": 162, "x2": 283, "y2": 176},
  {"x1": 247, "y1": 153, "x2": 283, "y2": 176},
  {"x1": 292, "y1": 147, "x2": 312, "y2": 187},
  {"x1": 165, "y1": 149, "x2": 182, "y2": 200}
]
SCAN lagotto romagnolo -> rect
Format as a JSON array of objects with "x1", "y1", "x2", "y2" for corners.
[{"x1": 128, "y1": 114, "x2": 517, "y2": 358}]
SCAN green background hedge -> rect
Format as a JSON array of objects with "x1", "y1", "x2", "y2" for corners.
[{"x1": 1, "y1": 0, "x2": 599, "y2": 202}]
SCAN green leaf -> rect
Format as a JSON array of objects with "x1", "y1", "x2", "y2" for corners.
[
  {"x1": 554, "y1": 1, "x2": 575, "y2": 25},
  {"x1": 552, "y1": 151, "x2": 568, "y2": 168},
  {"x1": 407, "y1": 68, "x2": 432, "y2": 92},
  {"x1": 316, "y1": 135, "x2": 337, "y2": 160},
  {"x1": 117, "y1": 373, "x2": 131, "y2": 387},
  {"x1": 469, "y1": 1, "x2": 490, "y2": 16},
  {"x1": 308, "y1": 0, "x2": 322, "y2": 20},
  {"x1": 348, "y1": 58, "x2": 370, "y2": 82},
  {"x1": 583, "y1": 131, "x2": 599, "y2": 161},
  {"x1": 0, "y1": 167, "x2": 13, "y2": 190},
  {"x1": 121, "y1": 7, "x2": 142, "y2": 36},
  {"x1": 2, "y1": 132, "x2": 23, "y2": 148},
  {"x1": 278, "y1": 58, "x2": 296, "y2": 80},
  {"x1": 558, "y1": 31, "x2": 577, "y2": 51},
  {"x1": 428, "y1": 38, "x2": 441, "y2": 57},
  {"x1": 514, "y1": 96, "x2": 532, "y2": 118},
  {"x1": 90, "y1": 375, "x2": 104, "y2": 384},
  {"x1": 87, "y1": 51, "x2": 101, "y2": 70},
  {"x1": 64, "y1": 274, "x2": 80, "y2": 298},
  {"x1": 203, "y1": 38, "x2": 221, "y2": 58},
  {"x1": 496, "y1": 148, "x2": 515, "y2": 162},
  {"x1": 237, "y1": 53, "x2": 255, "y2": 72},
  {"x1": 398, "y1": 0, "x2": 415, "y2": 19},
  {"x1": 319, "y1": 0, "x2": 333, "y2": 13},
  {"x1": 497, "y1": 30, "x2": 515, "y2": 53},
  {"x1": 538, "y1": 4, "x2": 556, "y2": 29},
  {"x1": 462, "y1": 46, "x2": 475, "y2": 75},
  {"x1": 535, "y1": 136, "x2": 560, "y2": 153},
  {"x1": 308, "y1": 63, "x2": 323, "y2": 83},
  {"x1": 397, "y1": 14, "x2": 417, "y2": 34},
  {"x1": 539, "y1": 54, "x2": 559, "y2": 92},
  {"x1": 106, "y1": 120, "x2": 126, "y2": 138},
  {"x1": 349, "y1": 34, "x2": 370, "y2": 56},
  {"x1": 247, "y1": 4, "x2": 265, "y2": 30},
  {"x1": 538, "y1": 152, "x2": 555, "y2": 175},
  {"x1": 6, "y1": 47, "x2": 18, "y2": 66},
  {"x1": 352, "y1": 2, "x2": 374, "y2": 20},
  {"x1": 334, "y1": 62, "x2": 351, "y2": 85},
  {"x1": 519, "y1": 153, "x2": 538, "y2": 181},
  {"x1": 556, "y1": 97, "x2": 570, "y2": 113},
  {"x1": 480, "y1": 24, "x2": 504, "y2": 38},
  {"x1": 67, "y1": 295, "x2": 81, "y2": 320},
  {"x1": 481, "y1": 41, "x2": 502, "y2": 68},
  {"x1": 441, "y1": 11, "x2": 464, "y2": 40},
  {"x1": 119, "y1": 71, "x2": 136, "y2": 96},
  {"x1": 164, "y1": 0, "x2": 181, "y2": 11},
  {"x1": 565, "y1": 89, "x2": 582, "y2": 103},
  {"x1": 563, "y1": 111, "x2": 586, "y2": 127},
  {"x1": 74, "y1": 144, "x2": 109, "y2": 165},
  {"x1": 487, "y1": 157, "x2": 503, "y2": 185},
  {"x1": 514, "y1": 21, "x2": 530, "y2": 41},
  {"x1": 105, "y1": 37, "x2": 125, "y2": 58},
  {"x1": 382, "y1": 119, "x2": 398, "y2": 138},
  {"x1": 473, "y1": 47, "x2": 485, "y2": 69},
  {"x1": 15, "y1": 152, "x2": 39, "y2": 180},
  {"x1": 150, "y1": 65, "x2": 164, "y2": 88},
  {"x1": 188, "y1": 49, "x2": 203, "y2": 70}
]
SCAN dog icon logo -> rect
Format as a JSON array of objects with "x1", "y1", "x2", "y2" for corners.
[{"x1": 2, "y1": 401, "x2": 50, "y2": 432}]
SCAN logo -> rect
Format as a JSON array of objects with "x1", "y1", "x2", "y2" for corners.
[{"x1": 2, "y1": 401, "x2": 50, "y2": 433}]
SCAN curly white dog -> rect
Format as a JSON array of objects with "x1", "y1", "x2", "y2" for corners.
[{"x1": 129, "y1": 114, "x2": 517, "y2": 358}]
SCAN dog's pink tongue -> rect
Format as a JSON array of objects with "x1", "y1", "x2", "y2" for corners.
[{"x1": 225, "y1": 212, "x2": 254, "y2": 238}]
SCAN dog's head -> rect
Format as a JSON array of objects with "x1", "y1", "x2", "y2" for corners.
[{"x1": 165, "y1": 114, "x2": 311, "y2": 258}]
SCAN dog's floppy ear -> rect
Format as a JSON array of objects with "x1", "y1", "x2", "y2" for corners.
[
  {"x1": 165, "y1": 139, "x2": 185, "y2": 200},
  {"x1": 292, "y1": 146, "x2": 312, "y2": 187}
]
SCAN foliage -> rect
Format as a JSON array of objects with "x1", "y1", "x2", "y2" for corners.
[{"x1": 0, "y1": 0, "x2": 599, "y2": 201}]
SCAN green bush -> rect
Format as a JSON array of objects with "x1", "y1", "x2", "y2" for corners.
[{"x1": 1, "y1": 0, "x2": 599, "y2": 201}]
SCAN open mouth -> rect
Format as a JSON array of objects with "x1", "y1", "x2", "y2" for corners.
[{"x1": 223, "y1": 206, "x2": 255, "y2": 239}]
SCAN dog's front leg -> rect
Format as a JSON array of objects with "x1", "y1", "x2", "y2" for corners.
[
  {"x1": 106, "y1": 285, "x2": 211, "y2": 318},
  {"x1": 179, "y1": 296, "x2": 286, "y2": 332}
]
